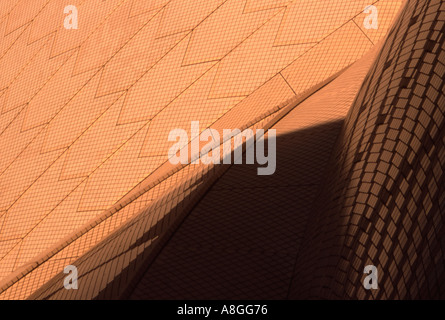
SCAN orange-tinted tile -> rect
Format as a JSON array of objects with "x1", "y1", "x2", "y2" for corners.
[
  {"x1": 353, "y1": 0, "x2": 404, "y2": 44},
  {"x1": 281, "y1": 21, "x2": 373, "y2": 95},
  {"x1": 60, "y1": 94, "x2": 146, "y2": 180},
  {"x1": 50, "y1": 0, "x2": 125, "y2": 58},
  {"x1": 157, "y1": 0, "x2": 225, "y2": 38},
  {"x1": 140, "y1": 67, "x2": 243, "y2": 157},
  {"x1": 42, "y1": 72, "x2": 122, "y2": 153},
  {"x1": 73, "y1": 0, "x2": 160, "y2": 75},
  {"x1": 5, "y1": 0, "x2": 50, "y2": 35},
  {"x1": 129, "y1": 0, "x2": 171, "y2": 18},
  {"x1": 183, "y1": 0, "x2": 280, "y2": 66},
  {"x1": 275, "y1": 0, "x2": 369, "y2": 45},
  {"x1": 22, "y1": 50, "x2": 97, "y2": 131},
  {"x1": 118, "y1": 34, "x2": 216, "y2": 124},
  {"x1": 96, "y1": 13, "x2": 185, "y2": 97},
  {"x1": 209, "y1": 11, "x2": 312, "y2": 98},
  {"x1": 244, "y1": 0, "x2": 292, "y2": 14}
]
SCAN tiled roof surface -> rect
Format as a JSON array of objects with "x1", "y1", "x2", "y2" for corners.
[{"x1": 2, "y1": 0, "x2": 442, "y2": 300}]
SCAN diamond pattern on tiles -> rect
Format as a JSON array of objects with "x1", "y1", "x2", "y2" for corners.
[
  {"x1": 118, "y1": 34, "x2": 216, "y2": 125},
  {"x1": 182, "y1": 0, "x2": 281, "y2": 65}
]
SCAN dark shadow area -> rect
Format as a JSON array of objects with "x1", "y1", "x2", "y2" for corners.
[
  {"x1": 32, "y1": 118, "x2": 347, "y2": 300},
  {"x1": 119, "y1": 119, "x2": 345, "y2": 300}
]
